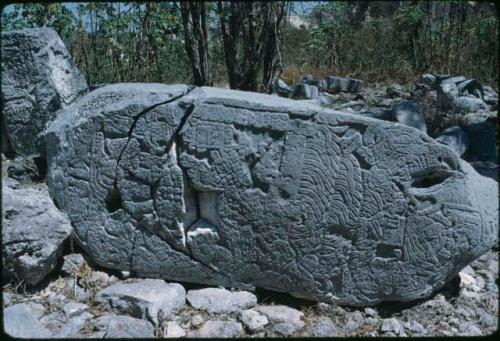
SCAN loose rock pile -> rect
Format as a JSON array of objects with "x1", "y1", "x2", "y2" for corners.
[
  {"x1": 2, "y1": 27, "x2": 498, "y2": 338},
  {"x1": 2, "y1": 248, "x2": 497, "y2": 337},
  {"x1": 275, "y1": 74, "x2": 364, "y2": 100}
]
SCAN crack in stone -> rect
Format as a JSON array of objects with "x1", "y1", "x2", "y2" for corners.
[{"x1": 113, "y1": 86, "x2": 196, "y2": 190}]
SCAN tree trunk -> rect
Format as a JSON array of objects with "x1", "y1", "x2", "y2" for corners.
[{"x1": 180, "y1": 1, "x2": 212, "y2": 86}]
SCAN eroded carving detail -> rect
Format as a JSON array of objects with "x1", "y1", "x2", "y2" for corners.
[{"x1": 46, "y1": 86, "x2": 498, "y2": 305}]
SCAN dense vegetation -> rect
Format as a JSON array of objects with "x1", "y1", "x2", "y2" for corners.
[{"x1": 1, "y1": 1, "x2": 498, "y2": 89}]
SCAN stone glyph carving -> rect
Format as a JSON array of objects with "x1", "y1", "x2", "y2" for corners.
[
  {"x1": 46, "y1": 85, "x2": 498, "y2": 306},
  {"x1": 1, "y1": 28, "x2": 88, "y2": 156}
]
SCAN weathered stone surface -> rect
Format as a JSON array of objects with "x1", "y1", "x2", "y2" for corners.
[
  {"x1": 293, "y1": 83, "x2": 319, "y2": 99},
  {"x1": 191, "y1": 320, "x2": 245, "y2": 338},
  {"x1": 463, "y1": 122, "x2": 497, "y2": 162},
  {"x1": 4, "y1": 303, "x2": 51, "y2": 338},
  {"x1": 457, "y1": 79, "x2": 484, "y2": 98},
  {"x1": 164, "y1": 321, "x2": 186, "y2": 338},
  {"x1": 468, "y1": 161, "x2": 498, "y2": 182},
  {"x1": 96, "y1": 278, "x2": 186, "y2": 325},
  {"x1": 420, "y1": 74, "x2": 436, "y2": 87},
  {"x1": 386, "y1": 84, "x2": 405, "y2": 98},
  {"x1": 61, "y1": 253, "x2": 88, "y2": 275},
  {"x1": 435, "y1": 126, "x2": 469, "y2": 156},
  {"x1": 4, "y1": 154, "x2": 45, "y2": 183},
  {"x1": 275, "y1": 79, "x2": 293, "y2": 98},
  {"x1": 1, "y1": 28, "x2": 88, "y2": 156},
  {"x1": 95, "y1": 314, "x2": 155, "y2": 338},
  {"x1": 392, "y1": 101, "x2": 427, "y2": 132},
  {"x1": 254, "y1": 305, "x2": 305, "y2": 333},
  {"x1": 239, "y1": 309, "x2": 269, "y2": 332},
  {"x1": 358, "y1": 108, "x2": 393, "y2": 121},
  {"x1": 381, "y1": 317, "x2": 403, "y2": 335},
  {"x1": 437, "y1": 81, "x2": 487, "y2": 113},
  {"x1": 311, "y1": 317, "x2": 338, "y2": 336},
  {"x1": 187, "y1": 287, "x2": 257, "y2": 314},
  {"x1": 47, "y1": 85, "x2": 498, "y2": 306},
  {"x1": 2, "y1": 183, "x2": 72, "y2": 285},
  {"x1": 191, "y1": 314, "x2": 205, "y2": 327},
  {"x1": 54, "y1": 311, "x2": 92, "y2": 338},
  {"x1": 482, "y1": 86, "x2": 498, "y2": 106},
  {"x1": 437, "y1": 75, "x2": 466, "y2": 86},
  {"x1": 326, "y1": 76, "x2": 364, "y2": 93},
  {"x1": 63, "y1": 302, "x2": 89, "y2": 319}
]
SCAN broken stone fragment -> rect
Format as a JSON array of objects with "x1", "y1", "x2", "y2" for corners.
[
  {"x1": 94, "y1": 314, "x2": 155, "y2": 338},
  {"x1": 2, "y1": 183, "x2": 72, "y2": 286},
  {"x1": 189, "y1": 320, "x2": 245, "y2": 338},
  {"x1": 254, "y1": 305, "x2": 305, "y2": 334},
  {"x1": 391, "y1": 101, "x2": 427, "y2": 133},
  {"x1": 96, "y1": 278, "x2": 186, "y2": 325},
  {"x1": 61, "y1": 253, "x2": 88, "y2": 275},
  {"x1": 326, "y1": 76, "x2": 364, "y2": 93},
  {"x1": 186, "y1": 287, "x2": 257, "y2": 314},
  {"x1": 1, "y1": 27, "x2": 88, "y2": 156},
  {"x1": 3, "y1": 303, "x2": 51, "y2": 338},
  {"x1": 239, "y1": 309, "x2": 269, "y2": 332},
  {"x1": 435, "y1": 126, "x2": 469, "y2": 157},
  {"x1": 292, "y1": 83, "x2": 319, "y2": 99}
]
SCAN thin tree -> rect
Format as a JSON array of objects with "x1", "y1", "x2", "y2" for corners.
[
  {"x1": 216, "y1": 1, "x2": 289, "y2": 92},
  {"x1": 179, "y1": 1, "x2": 212, "y2": 86}
]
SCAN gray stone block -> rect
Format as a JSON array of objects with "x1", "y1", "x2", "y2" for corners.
[
  {"x1": 46, "y1": 85, "x2": 498, "y2": 306},
  {"x1": 392, "y1": 101, "x2": 427, "y2": 133},
  {"x1": 2, "y1": 183, "x2": 72, "y2": 285},
  {"x1": 326, "y1": 76, "x2": 364, "y2": 93},
  {"x1": 1, "y1": 28, "x2": 88, "y2": 156},
  {"x1": 292, "y1": 83, "x2": 319, "y2": 99},
  {"x1": 435, "y1": 126, "x2": 469, "y2": 156},
  {"x1": 96, "y1": 278, "x2": 186, "y2": 325},
  {"x1": 4, "y1": 303, "x2": 51, "y2": 338}
]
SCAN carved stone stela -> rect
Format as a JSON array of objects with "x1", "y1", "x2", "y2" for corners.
[{"x1": 46, "y1": 85, "x2": 498, "y2": 306}]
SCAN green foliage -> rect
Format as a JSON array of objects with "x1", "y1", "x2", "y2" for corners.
[
  {"x1": 1, "y1": 1, "x2": 497, "y2": 87},
  {"x1": 282, "y1": 1, "x2": 498, "y2": 86}
]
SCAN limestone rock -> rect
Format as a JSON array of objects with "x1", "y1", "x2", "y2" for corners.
[
  {"x1": 293, "y1": 83, "x2": 319, "y2": 99},
  {"x1": 191, "y1": 314, "x2": 205, "y2": 327},
  {"x1": 95, "y1": 314, "x2": 155, "y2": 338},
  {"x1": 61, "y1": 253, "x2": 88, "y2": 275},
  {"x1": 468, "y1": 161, "x2": 498, "y2": 182},
  {"x1": 392, "y1": 101, "x2": 427, "y2": 132},
  {"x1": 63, "y1": 302, "x2": 88, "y2": 319},
  {"x1": 187, "y1": 287, "x2": 257, "y2": 314},
  {"x1": 2, "y1": 183, "x2": 72, "y2": 285},
  {"x1": 386, "y1": 84, "x2": 405, "y2": 98},
  {"x1": 420, "y1": 74, "x2": 436, "y2": 87},
  {"x1": 435, "y1": 126, "x2": 469, "y2": 156},
  {"x1": 254, "y1": 305, "x2": 305, "y2": 333},
  {"x1": 191, "y1": 320, "x2": 245, "y2": 338},
  {"x1": 482, "y1": 86, "x2": 498, "y2": 106},
  {"x1": 164, "y1": 321, "x2": 186, "y2": 338},
  {"x1": 1, "y1": 28, "x2": 88, "y2": 156},
  {"x1": 4, "y1": 303, "x2": 51, "y2": 338},
  {"x1": 4, "y1": 154, "x2": 45, "y2": 183},
  {"x1": 311, "y1": 317, "x2": 338, "y2": 336},
  {"x1": 46, "y1": 85, "x2": 499, "y2": 306},
  {"x1": 326, "y1": 76, "x2": 364, "y2": 93},
  {"x1": 55, "y1": 311, "x2": 92, "y2": 338},
  {"x1": 275, "y1": 79, "x2": 293, "y2": 98},
  {"x1": 239, "y1": 309, "x2": 269, "y2": 332},
  {"x1": 381, "y1": 317, "x2": 403, "y2": 335},
  {"x1": 457, "y1": 79, "x2": 484, "y2": 98},
  {"x1": 463, "y1": 122, "x2": 497, "y2": 162},
  {"x1": 96, "y1": 278, "x2": 186, "y2": 325}
]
